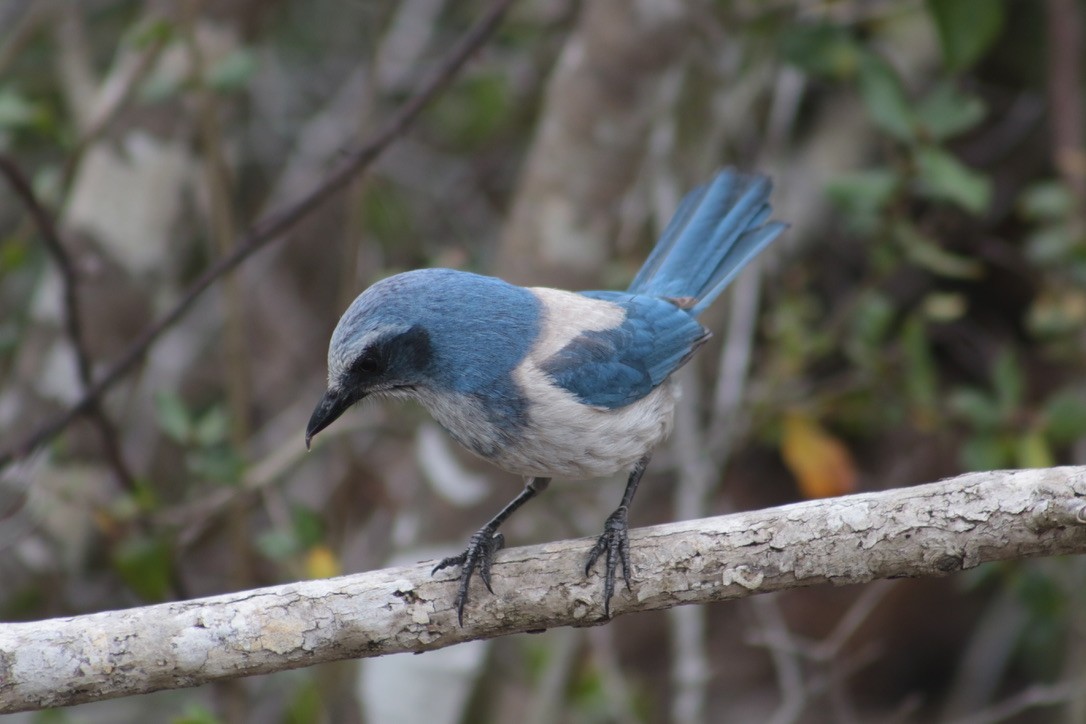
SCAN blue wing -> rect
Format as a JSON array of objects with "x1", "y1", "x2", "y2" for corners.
[{"x1": 539, "y1": 291, "x2": 709, "y2": 409}]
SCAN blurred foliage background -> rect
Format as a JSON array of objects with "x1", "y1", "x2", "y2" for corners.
[{"x1": 2, "y1": 0, "x2": 1086, "y2": 722}]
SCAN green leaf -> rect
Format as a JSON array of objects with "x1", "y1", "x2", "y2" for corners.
[
  {"x1": 428, "y1": 73, "x2": 511, "y2": 148},
  {"x1": 895, "y1": 220, "x2": 983, "y2": 279},
  {"x1": 194, "y1": 406, "x2": 230, "y2": 447},
  {"x1": 826, "y1": 169, "x2": 902, "y2": 232},
  {"x1": 256, "y1": 529, "x2": 299, "y2": 560},
  {"x1": 171, "y1": 705, "x2": 222, "y2": 724},
  {"x1": 915, "y1": 146, "x2": 992, "y2": 213},
  {"x1": 129, "y1": 478, "x2": 160, "y2": 513},
  {"x1": 1020, "y1": 181, "x2": 1074, "y2": 221},
  {"x1": 949, "y1": 387, "x2": 1001, "y2": 429},
  {"x1": 0, "y1": 87, "x2": 44, "y2": 130},
  {"x1": 155, "y1": 392, "x2": 192, "y2": 443},
  {"x1": 960, "y1": 433, "x2": 1012, "y2": 471},
  {"x1": 858, "y1": 55, "x2": 915, "y2": 141},
  {"x1": 1043, "y1": 390, "x2": 1086, "y2": 443},
  {"x1": 361, "y1": 183, "x2": 414, "y2": 245},
  {"x1": 112, "y1": 535, "x2": 174, "y2": 602},
  {"x1": 1, "y1": 585, "x2": 47, "y2": 622},
  {"x1": 1016, "y1": 430, "x2": 1054, "y2": 468},
  {"x1": 1025, "y1": 225, "x2": 1076, "y2": 266},
  {"x1": 0, "y1": 235, "x2": 29, "y2": 273},
  {"x1": 902, "y1": 315, "x2": 938, "y2": 418},
  {"x1": 1013, "y1": 565, "x2": 1066, "y2": 619},
  {"x1": 186, "y1": 449, "x2": 245, "y2": 485},
  {"x1": 140, "y1": 72, "x2": 183, "y2": 103},
  {"x1": 207, "y1": 49, "x2": 258, "y2": 93},
  {"x1": 126, "y1": 18, "x2": 174, "y2": 49},
  {"x1": 992, "y1": 348, "x2": 1023, "y2": 418},
  {"x1": 779, "y1": 23, "x2": 862, "y2": 78},
  {"x1": 926, "y1": 0, "x2": 1005, "y2": 71},
  {"x1": 291, "y1": 505, "x2": 325, "y2": 549},
  {"x1": 825, "y1": 169, "x2": 903, "y2": 218},
  {"x1": 850, "y1": 290, "x2": 896, "y2": 348},
  {"x1": 31, "y1": 709, "x2": 70, "y2": 724},
  {"x1": 914, "y1": 81, "x2": 987, "y2": 141},
  {"x1": 284, "y1": 678, "x2": 324, "y2": 724}
]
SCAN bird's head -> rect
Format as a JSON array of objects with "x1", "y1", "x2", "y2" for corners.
[
  {"x1": 305, "y1": 268, "x2": 540, "y2": 450},
  {"x1": 305, "y1": 275, "x2": 436, "y2": 449}
]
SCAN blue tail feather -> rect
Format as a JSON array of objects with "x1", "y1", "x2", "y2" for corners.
[{"x1": 628, "y1": 169, "x2": 786, "y2": 317}]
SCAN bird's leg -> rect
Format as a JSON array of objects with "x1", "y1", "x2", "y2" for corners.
[
  {"x1": 433, "y1": 476, "x2": 551, "y2": 625},
  {"x1": 585, "y1": 452, "x2": 652, "y2": 617}
]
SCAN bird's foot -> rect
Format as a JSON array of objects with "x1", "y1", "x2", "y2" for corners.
[
  {"x1": 584, "y1": 505, "x2": 632, "y2": 617},
  {"x1": 432, "y1": 526, "x2": 505, "y2": 625}
]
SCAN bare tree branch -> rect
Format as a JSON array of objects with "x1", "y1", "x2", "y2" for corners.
[
  {"x1": 0, "y1": 154, "x2": 136, "y2": 491},
  {"x1": 0, "y1": 0, "x2": 515, "y2": 470},
  {"x1": 1, "y1": 467, "x2": 1085, "y2": 713}
]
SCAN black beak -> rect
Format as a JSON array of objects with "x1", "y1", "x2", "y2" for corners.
[{"x1": 305, "y1": 388, "x2": 359, "y2": 450}]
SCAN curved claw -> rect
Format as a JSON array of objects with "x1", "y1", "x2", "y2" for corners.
[
  {"x1": 432, "y1": 527, "x2": 505, "y2": 625},
  {"x1": 584, "y1": 506, "x2": 632, "y2": 617}
]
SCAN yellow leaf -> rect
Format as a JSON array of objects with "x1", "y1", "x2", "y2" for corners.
[
  {"x1": 780, "y1": 411, "x2": 858, "y2": 499},
  {"x1": 304, "y1": 545, "x2": 341, "y2": 580}
]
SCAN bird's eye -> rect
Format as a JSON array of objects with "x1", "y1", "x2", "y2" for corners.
[{"x1": 356, "y1": 355, "x2": 381, "y2": 374}]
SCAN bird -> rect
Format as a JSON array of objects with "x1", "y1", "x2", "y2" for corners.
[{"x1": 305, "y1": 168, "x2": 787, "y2": 624}]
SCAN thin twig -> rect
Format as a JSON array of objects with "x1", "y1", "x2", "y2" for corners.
[
  {"x1": 0, "y1": 0, "x2": 516, "y2": 469},
  {"x1": 948, "y1": 682, "x2": 1075, "y2": 724},
  {"x1": 810, "y1": 580, "x2": 895, "y2": 661},
  {"x1": 0, "y1": 155, "x2": 137, "y2": 492},
  {"x1": 746, "y1": 581, "x2": 896, "y2": 723},
  {"x1": 750, "y1": 595, "x2": 807, "y2": 724}
]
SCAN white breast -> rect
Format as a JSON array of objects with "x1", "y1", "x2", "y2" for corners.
[{"x1": 492, "y1": 288, "x2": 676, "y2": 479}]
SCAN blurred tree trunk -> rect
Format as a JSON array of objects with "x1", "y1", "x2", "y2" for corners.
[{"x1": 497, "y1": 0, "x2": 689, "y2": 287}]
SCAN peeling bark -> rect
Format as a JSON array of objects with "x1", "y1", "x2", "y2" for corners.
[{"x1": 2, "y1": 467, "x2": 1086, "y2": 713}]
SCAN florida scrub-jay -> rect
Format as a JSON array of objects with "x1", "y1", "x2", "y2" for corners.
[{"x1": 305, "y1": 169, "x2": 786, "y2": 623}]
